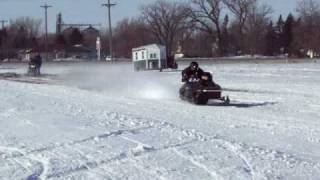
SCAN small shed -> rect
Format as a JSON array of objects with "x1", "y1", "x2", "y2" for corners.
[
  {"x1": 18, "y1": 49, "x2": 33, "y2": 62},
  {"x1": 132, "y1": 44, "x2": 167, "y2": 71}
]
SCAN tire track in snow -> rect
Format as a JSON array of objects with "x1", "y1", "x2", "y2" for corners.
[
  {"x1": 47, "y1": 98, "x2": 318, "y2": 179},
  {"x1": 46, "y1": 139, "x2": 197, "y2": 179},
  {"x1": 218, "y1": 140, "x2": 255, "y2": 180},
  {"x1": 0, "y1": 146, "x2": 48, "y2": 180},
  {"x1": 120, "y1": 132, "x2": 228, "y2": 180},
  {"x1": 0, "y1": 126, "x2": 152, "y2": 160},
  {"x1": 64, "y1": 110, "x2": 257, "y2": 179},
  {"x1": 126, "y1": 159, "x2": 170, "y2": 180},
  {"x1": 172, "y1": 148, "x2": 223, "y2": 180},
  {"x1": 12, "y1": 158, "x2": 32, "y2": 175},
  {"x1": 113, "y1": 111, "x2": 320, "y2": 180},
  {"x1": 70, "y1": 146, "x2": 114, "y2": 178},
  {"x1": 141, "y1": 111, "x2": 316, "y2": 179},
  {"x1": 2, "y1": 107, "x2": 317, "y2": 179},
  {"x1": 0, "y1": 126, "x2": 152, "y2": 180},
  {"x1": 125, "y1": 116, "x2": 256, "y2": 179}
]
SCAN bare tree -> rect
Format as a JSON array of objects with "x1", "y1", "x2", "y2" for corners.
[
  {"x1": 10, "y1": 17, "x2": 42, "y2": 39},
  {"x1": 296, "y1": 0, "x2": 320, "y2": 18},
  {"x1": 113, "y1": 18, "x2": 154, "y2": 58},
  {"x1": 295, "y1": 0, "x2": 320, "y2": 53},
  {"x1": 140, "y1": 0, "x2": 191, "y2": 56},
  {"x1": 245, "y1": 3, "x2": 273, "y2": 55},
  {"x1": 189, "y1": 0, "x2": 224, "y2": 56},
  {"x1": 7, "y1": 17, "x2": 42, "y2": 51},
  {"x1": 223, "y1": 0, "x2": 256, "y2": 52}
]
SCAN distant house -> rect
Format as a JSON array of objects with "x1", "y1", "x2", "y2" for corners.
[
  {"x1": 307, "y1": 49, "x2": 319, "y2": 59},
  {"x1": 18, "y1": 49, "x2": 36, "y2": 62},
  {"x1": 132, "y1": 44, "x2": 167, "y2": 71}
]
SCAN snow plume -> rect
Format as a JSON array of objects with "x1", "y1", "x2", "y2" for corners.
[
  {"x1": 59, "y1": 62, "x2": 179, "y2": 100},
  {"x1": 137, "y1": 81, "x2": 171, "y2": 100}
]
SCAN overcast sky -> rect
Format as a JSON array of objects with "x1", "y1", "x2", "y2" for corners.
[{"x1": 0, "y1": 0, "x2": 299, "y2": 32}]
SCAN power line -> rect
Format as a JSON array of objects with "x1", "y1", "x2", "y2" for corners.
[
  {"x1": 40, "y1": 3, "x2": 52, "y2": 61},
  {"x1": 102, "y1": 0, "x2": 116, "y2": 61}
]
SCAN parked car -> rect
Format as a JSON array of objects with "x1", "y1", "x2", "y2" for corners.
[{"x1": 106, "y1": 56, "x2": 112, "y2": 61}]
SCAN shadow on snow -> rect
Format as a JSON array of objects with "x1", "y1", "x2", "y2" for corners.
[{"x1": 207, "y1": 100, "x2": 277, "y2": 108}]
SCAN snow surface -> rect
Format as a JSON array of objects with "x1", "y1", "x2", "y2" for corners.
[{"x1": 0, "y1": 60, "x2": 320, "y2": 180}]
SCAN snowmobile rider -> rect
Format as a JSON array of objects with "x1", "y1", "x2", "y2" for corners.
[
  {"x1": 182, "y1": 62, "x2": 204, "y2": 83},
  {"x1": 29, "y1": 52, "x2": 42, "y2": 75}
]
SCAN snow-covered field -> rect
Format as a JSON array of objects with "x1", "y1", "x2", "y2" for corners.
[{"x1": 0, "y1": 60, "x2": 320, "y2": 180}]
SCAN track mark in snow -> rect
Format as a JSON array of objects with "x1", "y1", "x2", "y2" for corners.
[
  {"x1": 120, "y1": 135, "x2": 155, "y2": 156},
  {"x1": 0, "y1": 146, "x2": 49, "y2": 180},
  {"x1": 114, "y1": 113, "x2": 260, "y2": 179},
  {"x1": 12, "y1": 158, "x2": 32, "y2": 175},
  {"x1": 172, "y1": 148, "x2": 223, "y2": 180},
  {"x1": 27, "y1": 155, "x2": 50, "y2": 180},
  {"x1": 86, "y1": 110, "x2": 320, "y2": 179},
  {"x1": 48, "y1": 139, "x2": 196, "y2": 179},
  {"x1": 128, "y1": 159, "x2": 170, "y2": 180},
  {"x1": 218, "y1": 140, "x2": 255, "y2": 180},
  {"x1": 0, "y1": 126, "x2": 152, "y2": 160}
]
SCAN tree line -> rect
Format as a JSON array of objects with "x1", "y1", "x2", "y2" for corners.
[
  {"x1": 0, "y1": 0, "x2": 319, "y2": 60},
  {"x1": 115, "y1": 0, "x2": 320, "y2": 58}
]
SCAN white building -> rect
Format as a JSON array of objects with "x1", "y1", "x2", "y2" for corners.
[
  {"x1": 307, "y1": 49, "x2": 319, "y2": 59},
  {"x1": 132, "y1": 44, "x2": 167, "y2": 71}
]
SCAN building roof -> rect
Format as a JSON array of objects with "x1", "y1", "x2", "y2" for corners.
[
  {"x1": 82, "y1": 26, "x2": 99, "y2": 35},
  {"x1": 132, "y1": 44, "x2": 165, "y2": 51}
]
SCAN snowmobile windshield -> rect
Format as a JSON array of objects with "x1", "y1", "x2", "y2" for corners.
[{"x1": 201, "y1": 75, "x2": 209, "y2": 81}]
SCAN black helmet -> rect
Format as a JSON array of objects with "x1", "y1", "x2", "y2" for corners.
[{"x1": 190, "y1": 62, "x2": 199, "y2": 70}]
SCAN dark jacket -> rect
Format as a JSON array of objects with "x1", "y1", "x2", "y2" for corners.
[
  {"x1": 34, "y1": 55, "x2": 42, "y2": 68},
  {"x1": 182, "y1": 66, "x2": 204, "y2": 82},
  {"x1": 30, "y1": 55, "x2": 42, "y2": 68}
]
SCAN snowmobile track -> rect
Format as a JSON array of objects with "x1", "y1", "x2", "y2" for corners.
[
  {"x1": 0, "y1": 110, "x2": 256, "y2": 179},
  {"x1": 172, "y1": 148, "x2": 223, "y2": 180},
  {"x1": 1, "y1": 102, "x2": 319, "y2": 179},
  {"x1": 0, "y1": 73, "x2": 58, "y2": 85},
  {"x1": 0, "y1": 126, "x2": 153, "y2": 160}
]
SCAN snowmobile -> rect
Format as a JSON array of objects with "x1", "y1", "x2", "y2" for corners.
[
  {"x1": 179, "y1": 72, "x2": 229, "y2": 105},
  {"x1": 27, "y1": 62, "x2": 40, "y2": 76}
]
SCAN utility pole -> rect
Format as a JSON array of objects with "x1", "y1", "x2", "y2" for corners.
[
  {"x1": 0, "y1": 20, "x2": 8, "y2": 29},
  {"x1": 40, "y1": 3, "x2": 52, "y2": 61},
  {"x1": 102, "y1": 0, "x2": 116, "y2": 61}
]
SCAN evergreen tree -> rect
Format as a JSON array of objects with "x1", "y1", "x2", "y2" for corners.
[
  {"x1": 0, "y1": 29, "x2": 8, "y2": 47},
  {"x1": 276, "y1": 15, "x2": 285, "y2": 34},
  {"x1": 283, "y1": 13, "x2": 294, "y2": 55},
  {"x1": 275, "y1": 15, "x2": 285, "y2": 54},
  {"x1": 264, "y1": 21, "x2": 277, "y2": 56},
  {"x1": 221, "y1": 15, "x2": 230, "y2": 55}
]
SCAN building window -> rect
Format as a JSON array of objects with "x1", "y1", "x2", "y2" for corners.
[
  {"x1": 142, "y1": 52, "x2": 144, "y2": 59},
  {"x1": 154, "y1": 53, "x2": 157, "y2": 58},
  {"x1": 135, "y1": 52, "x2": 138, "y2": 60}
]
